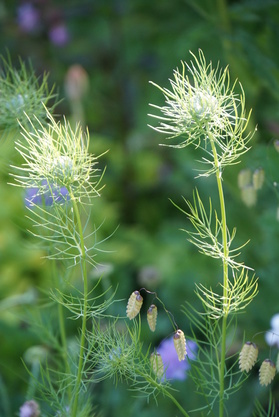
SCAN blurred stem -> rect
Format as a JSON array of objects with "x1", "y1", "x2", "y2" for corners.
[
  {"x1": 70, "y1": 195, "x2": 89, "y2": 417},
  {"x1": 51, "y1": 261, "x2": 72, "y2": 402},
  {"x1": 208, "y1": 132, "x2": 229, "y2": 417}
]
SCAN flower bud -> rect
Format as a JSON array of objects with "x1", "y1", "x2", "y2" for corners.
[
  {"x1": 239, "y1": 341, "x2": 258, "y2": 372},
  {"x1": 252, "y1": 168, "x2": 265, "y2": 190},
  {"x1": 173, "y1": 329, "x2": 187, "y2": 361},
  {"x1": 259, "y1": 359, "x2": 276, "y2": 386},
  {"x1": 126, "y1": 290, "x2": 143, "y2": 320},
  {"x1": 147, "y1": 304, "x2": 158, "y2": 332},
  {"x1": 150, "y1": 352, "x2": 164, "y2": 379}
]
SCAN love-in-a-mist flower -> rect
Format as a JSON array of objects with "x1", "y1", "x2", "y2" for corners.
[
  {"x1": 149, "y1": 50, "x2": 254, "y2": 176},
  {"x1": 12, "y1": 108, "x2": 102, "y2": 203},
  {"x1": 0, "y1": 55, "x2": 56, "y2": 131},
  {"x1": 19, "y1": 400, "x2": 40, "y2": 417},
  {"x1": 11, "y1": 107, "x2": 104, "y2": 265}
]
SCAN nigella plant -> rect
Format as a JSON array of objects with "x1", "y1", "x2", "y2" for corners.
[
  {"x1": 10, "y1": 105, "x2": 112, "y2": 417},
  {"x1": 149, "y1": 50, "x2": 259, "y2": 415},
  {"x1": 0, "y1": 54, "x2": 57, "y2": 132}
]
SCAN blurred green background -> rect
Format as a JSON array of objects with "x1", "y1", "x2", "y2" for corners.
[{"x1": 1, "y1": 0, "x2": 279, "y2": 415}]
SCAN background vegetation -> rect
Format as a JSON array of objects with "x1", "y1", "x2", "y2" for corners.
[{"x1": 0, "y1": 0, "x2": 279, "y2": 415}]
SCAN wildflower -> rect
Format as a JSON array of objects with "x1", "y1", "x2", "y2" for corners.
[
  {"x1": 239, "y1": 341, "x2": 258, "y2": 372},
  {"x1": 173, "y1": 329, "x2": 187, "y2": 361},
  {"x1": 12, "y1": 108, "x2": 102, "y2": 203},
  {"x1": 149, "y1": 50, "x2": 253, "y2": 176},
  {"x1": 0, "y1": 55, "x2": 56, "y2": 130},
  {"x1": 49, "y1": 23, "x2": 70, "y2": 46},
  {"x1": 157, "y1": 337, "x2": 197, "y2": 381},
  {"x1": 24, "y1": 181, "x2": 69, "y2": 208},
  {"x1": 19, "y1": 400, "x2": 40, "y2": 417},
  {"x1": 265, "y1": 313, "x2": 279, "y2": 348},
  {"x1": 126, "y1": 290, "x2": 143, "y2": 319},
  {"x1": 259, "y1": 359, "x2": 276, "y2": 386},
  {"x1": 17, "y1": 3, "x2": 40, "y2": 33}
]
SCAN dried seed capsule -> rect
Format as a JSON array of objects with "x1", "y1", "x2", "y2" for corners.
[
  {"x1": 259, "y1": 359, "x2": 276, "y2": 386},
  {"x1": 239, "y1": 341, "x2": 258, "y2": 372},
  {"x1": 252, "y1": 168, "x2": 265, "y2": 190},
  {"x1": 147, "y1": 304, "x2": 158, "y2": 332},
  {"x1": 126, "y1": 290, "x2": 143, "y2": 320},
  {"x1": 150, "y1": 352, "x2": 164, "y2": 379},
  {"x1": 173, "y1": 329, "x2": 187, "y2": 361}
]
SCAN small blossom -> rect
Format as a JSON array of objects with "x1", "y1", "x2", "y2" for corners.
[
  {"x1": 265, "y1": 313, "x2": 279, "y2": 348},
  {"x1": 19, "y1": 400, "x2": 40, "y2": 417},
  {"x1": 157, "y1": 337, "x2": 197, "y2": 381},
  {"x1": 25, "y1": 181, "x2": 69, "y2": 208},
  {"x1": 17, "y1": 4, "x2": 40, "y2": 33},
  {"x1": 49, "y1": 23, "x2": 70, "y2": 46}
]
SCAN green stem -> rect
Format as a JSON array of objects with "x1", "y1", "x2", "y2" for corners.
[
  {"x1": 51, "y1": 261, "x2": 72, "y2": 401},
  {"x1": 70, "y1": 196, "x2": 89, "y2": 417},
  {"x1": 208, "y1": 133, "x2": 229, "y2": 417}
]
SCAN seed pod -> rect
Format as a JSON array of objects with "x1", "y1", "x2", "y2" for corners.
[
  {"x1": 253, "y1": 168, "x2": 265, "y2": 190},
  {"x1": 276, "y1": 352, "x2": 279, "y2": 373},
  {"x1": 126, "y1": 290, "x2": 143, "y2": 320},
  {"x1": 147, "y1": 304, "x2": 158, "y2": 332},
  {"x1": 239, "y1": 341, "x2": 258, "y2": 372},
  {"x1": 259, "y1": 359, "x2": 276, "y2": 386},
  {"x1": 150, "y1": 352, "x2": 164, "y2": 379},
  {"x1": 173, "y1": 329, "x2": 187, "y2": 361},
  {"x1": 238, "y1": 169, "x2": 252, "y2": 189},
  {"x1": 241, "y1": 185, "x2": 257, "y2": 207}
]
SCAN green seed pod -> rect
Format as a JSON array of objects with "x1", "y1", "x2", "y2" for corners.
[
  {"x1": 173, "y1": 329, "x2": 187, "y2": 361},
  {"x1": 239, "y1": 341, "x2": 258, "y2": 372},
  {"x1": 276, "y1": 352, "x2": 279, "y2": 373},
  {"x1": 126, "y1": 290, "x2": 143, "y2": 320},
  {"x1": 252, "y1": 168, "x2": 265, "y2": 190},
  {"x1": 259, "y1": 359, "x2": 276, "y2": 386},
  {"x1": 274, "y1": 139, "x2": 279, "y2": 153},
  {"x1": 150, "y1": 352, "x2": 164, "y2": 379},
  {"x1": 241, "y1": 185, "x2": 257, "y2": 207},
  {"x1": 147, "y1": 304, "x2": 158, "y2": 332},
  {"x1": 238, "y1": 169, "x2": 252, "y2": 189}
]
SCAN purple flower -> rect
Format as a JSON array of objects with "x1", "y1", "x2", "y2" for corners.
[
  {"x1": 19, "y1": 400, "x2": 40, "y2": 417},
  {"x1": 25, "y1": 181, "x2": 69, "y2": 208},
  {"x1": 265, "y1": 313, "x2": 279, "y2": 348},
  {"x1": 17, "y1": 3, "x2": 40, "y2": 33},
  {"x1": 49, "y1": 23, "x2": 70, "y2": 46},
  {"x1": 157, "y1": 337, "x2": 197, "y2": 381}
]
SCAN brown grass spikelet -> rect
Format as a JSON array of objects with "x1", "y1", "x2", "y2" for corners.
[
  {"x1": 173, "y1": 329, "x2": 187, "y2": 361},
  {"x1": 147, "y1": 304, "x2": 158, "y2": 332},
  {"x1": 239, "y1": 341, "x2": 258, "y2": 372},
  {"x1": 126, "y1": 290, "x2": 143, "y2": 319},
  {"x1": 259, "y1": 359, "x2": 276, "y2": 386}
]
